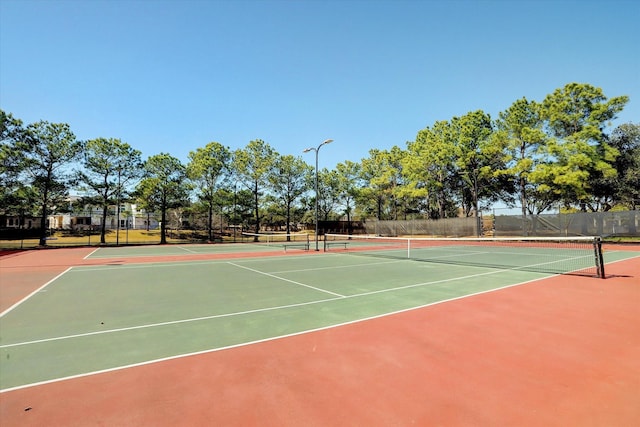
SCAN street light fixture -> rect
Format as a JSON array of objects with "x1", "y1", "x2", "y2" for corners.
[{"x1": 303, "y1": 139, "x2": 333, "y2": 251}]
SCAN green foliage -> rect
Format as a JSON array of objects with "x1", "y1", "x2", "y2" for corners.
[
  {"x1": 317, "y1": 168, "x2": 342, "y2": 221},
  {"x1": 1, "y1": 81, "x2": 635, "y2": 236},
  {"x1": 269, "y1": 154, "x2": 312, "y2": 235},
  {"x1": 1, "y1": 111, "x2": 27, "y2": 191},
  {"x1": 535, "y1": 83, "x2": 628, "y2": 210},
  {"x1": 451, "y1": 110, "x2": 511, "y2": 217},
  {"x1": 187, "y1": 142, "x2": 230, "y2": 192},
  {"x1": 335, "y1": 160, "x2": 362, "y2": 224},
  {"x1": 1, "y1": 110, "x2": 28, "y2": 214},
  {"x1": 605, "y1": 123, "x2": 640, "y2": 209},
  {"x1": 405, "y1": 120, "x2": 457, "y2": 218},
  {"x1": 360, "y1": 146, "x2": 409, "y2": 220},
  {"x1": 542, "y1": 83, "x2": 628, "y2": 140},
  {"x1": 495, "y1": 97, "x2": 547, "y2": 215},
  {"x1": 187, "y1": 141, "x2": 231, "y2": 240},
  {"x1": 78, "y1": 137, "x2": 143, "y2": 243},
  {"x1": 232, "y1": 139, "x2": 277, "y2": 235},
  {"x1": 137, "y1": 153, "x2": 190, "y2": 244},
  {"x1": 21, "y1": 120, "x2": 82, "y2": 244}
]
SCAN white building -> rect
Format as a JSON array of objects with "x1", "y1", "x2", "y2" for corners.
[{"x1": 47, "y1": 201, "x2": 159, "y2": 231}]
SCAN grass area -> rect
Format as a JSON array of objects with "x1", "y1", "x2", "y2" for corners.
[
  {"x1": 0, "y1": 229, "x2": 214, "y2": 249},
  {"x1": 603, "y1": 236, "x2": 640, "y2": 243}
]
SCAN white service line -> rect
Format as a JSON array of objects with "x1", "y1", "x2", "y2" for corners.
[
  {"x1": 0, "y1": 267, "x2": 73, "y2": 318},
  {"x1": 0, "y1": 272, "x2": 558, "y2": 394},
  {"x1": 268, "y1": 259, "x2": 404, "y2": 274},
  {"x1": 83, "y1": 247, "x2": 101, "y2": 259},
  {"x1": 227, "y1": 262, "x2": 345, "y2": 297},
  {"x1": 0, "y1": 295, "x2": 341, "y2": 349}
]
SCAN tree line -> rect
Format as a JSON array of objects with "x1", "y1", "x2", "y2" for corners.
[{"x1": 1, "y1": 82, "x2": 639, "y2": 246}]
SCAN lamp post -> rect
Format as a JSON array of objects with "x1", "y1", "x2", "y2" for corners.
[{"x1": 303, "y1": 139, "x2": 333, "y2": 251}]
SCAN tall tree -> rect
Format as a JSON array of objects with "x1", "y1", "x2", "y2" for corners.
[
  {"x1": 385, "y1": 146, "x2": 411, "y2": 220},
  {"x1": 360, "y1": 147, "x2": 405, "y2": 220},
  {"x1": 1, "y1": 111, "x2": 26, "y2": 204},
  {"x1": 137, "y1": 153, "x2": 190, "y2": 244},
  {"x1": 229, "y1": 187, "x2": 255, "y2": 231},
  {"x1": 186, "y1": 142, "x2": 231, "y2": 241},
  {"x1": 316, "y1": 168, "x2": 342, "y2": 222},
  {"x1": 232, "y1": 139, "x2": 276, "y2": 238},
  {"x1": 405, "y1": 120, "x2": 457, "y2": 219},
  {"x1": 78, "y1": 138, "x2": 143, "y2": 243},
  {"x1": 1, "y1": 111, "x2": 39, "y2": 228},
  {"x1": 335, "y1": 160, "x2": 362, "y2": 232},
  {"x1": 451, "y1": 111, "x2": 509, "y2": 222},
  {"x1": 22, "y1": 121, "x2": 82, "y2": 245},
  {"x1": 604, "y1": 123, "x2": 640, "y2": 209},
  {"x1": 359, "y1": 150, "x2": 386, "y2": 220},
  {"x1": 269, "y1": 154, "x2": 312, "y2": 239},
  {"x1": 495, "y1": 98, "x2": 548, "y2": 216},
  {"x1": 536, "y1": 83, "x2": 628, "y2": 210}
]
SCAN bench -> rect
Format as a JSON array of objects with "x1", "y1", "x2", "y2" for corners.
[
  {"x1": 283, "y1": 242, "x2": 310, "y2": 252},
  {"x1": 325, "y1": 241, "x2": 349, "y2": 250}
]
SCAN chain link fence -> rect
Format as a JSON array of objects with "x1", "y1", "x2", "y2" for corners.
[
  {"x1": 363, "y1": 217, "x2": 479, "y2": 237},
  {"x1": 348, "y1": 210, "x2": 639, "y2": 238},
  {"x1": 493, "y1": 210, "x2": 639, "y2": 237}
]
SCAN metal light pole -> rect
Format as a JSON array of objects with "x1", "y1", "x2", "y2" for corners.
[{"x1": 304, "y1": 139, "x2": 333, "y2": 250}]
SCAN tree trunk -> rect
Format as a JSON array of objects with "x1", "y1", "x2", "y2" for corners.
[
  {"x1": 160, "y1": 195, "x2": 167, "y2": 244},
  {"x1": 208, "y1": 203, "x2": 213, "y2": 241},
  {"x1": 100, "y1": 205, "x2": 108, "y2": 244},
  {"x1": 253, "y1": 181, "x2": 259, "y2": 241},
  {"x1": 38, "y1": 187, "x2": 49, "y2": 246},
  {"x1": 285, "y1": 200, "x2": 291, "y2": 241}
]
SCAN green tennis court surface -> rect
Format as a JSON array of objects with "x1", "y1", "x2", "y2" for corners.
[{"x1": 1, "y1": 246, "x2": 638, "y2": 391}]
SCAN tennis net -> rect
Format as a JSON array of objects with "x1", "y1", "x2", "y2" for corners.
[
  {"x1": 324, "y1": 234, "x2": 605, "y2": 278},
  {"x1": 241, "y1": 232, "x2": 310, "y2": 250}
]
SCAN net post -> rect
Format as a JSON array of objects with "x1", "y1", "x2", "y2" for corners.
[{"x1": 593, "y1": 237, "x2": 605, "y2": 279}]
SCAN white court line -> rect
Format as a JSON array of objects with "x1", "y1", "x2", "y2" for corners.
[
  {"x1": 0, "y1": 259, "x2": 544, "y2": 349},
  {"x1": 81, "y1": 247, "x2": 321, "y2": 261},
  {"x1": 177, "y1": 246, "x2": 198, "y2": 253},
  {"x1": 0, "y1": 295, "x2": 341, "y2": 349},
  {"x1": 0, "y1": 272, "x2": 557, "y2": 394},
  {"x1": 227, "y1": 262, "x2": 345, "y2": 297},
  {"x1": 268, "y1": 259, "x2": 405, "y2": 274},
  {"x1": 69, "y1": 260, "x2": 229, "y2": 272},
  {"x1": 0, "y1": 268, "x2": 72, "y2": 318},
  {"x1": 67, "y1": 254, "x2": 324, "y2": 273},
  {"x1": 83, "y1": 247, "x2": 100, "y2": 259},
  {"x1": 3, "y1": 253, "x2": 635, "y2": 391}
]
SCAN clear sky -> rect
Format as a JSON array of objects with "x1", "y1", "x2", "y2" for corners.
[{"x1": 1, "y1": 0, "x2": 638, "y2": 171}]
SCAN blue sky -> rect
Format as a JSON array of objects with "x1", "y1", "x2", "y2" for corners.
[{"x1": 1, "y1": 0, "x2": 638, "y2": 172}]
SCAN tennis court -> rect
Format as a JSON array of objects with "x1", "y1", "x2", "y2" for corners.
[{"x1": 1, "y1": 238, "x2": 639, "y2": 426}]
